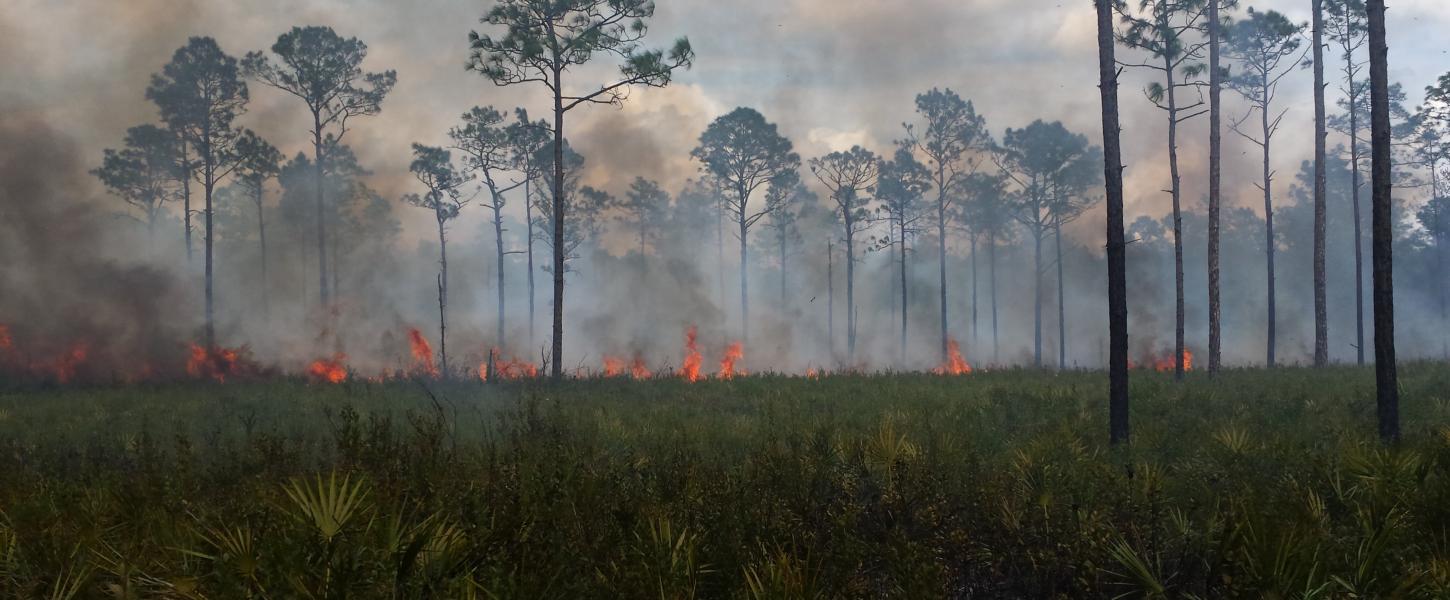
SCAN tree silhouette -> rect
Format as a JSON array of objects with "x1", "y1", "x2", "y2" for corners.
[
  {"x1": 508, "y1": 109, "x2": 552, "y2": 346},
  {"x1": 1224, "y1": 7, "x2": 1306, "y2": 367},
  {"x1": 691, "y1": 107, "x2": 800, "y2": 341},
  {"x1": 403, "y1": 144, "x2": 472, "y2": 378},
  {"x1": 243, "y1": 26, "x2": 396, "y2": 308},
  {"x1": 93, "y1": 124, "x2": 178, "y2": 248},
  {"x1": 810, "y1": 146, "x2": 880, "y2": 361},
  {"x1": 450, "y1": 106, "x2": 527, "y2": 346},
  {"x1": 874, "y1": 147, "x2": 933, "y2": 363},
  {"x1": 903, "y1": 88, "x2": 991, "y2": 362},
  {"x1": 147, "y1": 36, "x2": 251, "y2": 349},
  {"x1": 959, "y1": 172, "x2": 1015, "y2": 362},
  {"x1": 619, "y1": 176, "x2": 669, "y2": 258},
  {"x1": 1116, "y1": 0, "x2": 1208, "y2": 379},
  {"x1": 1366, "y1": 0, "x2": 1397, "y2": 442},
  {"x1": 1325, "y1": 0, "x2": 1368, "y2": 364},
  {"x1": 231, "y1": 131, "x2": 282, "y2": 317},
  {"x1": 468, "y1": 0, "x2": 693, "y2": 377},
  {"x1": 1097, "y1": 0, "x2": 1131, "y2": 444}
]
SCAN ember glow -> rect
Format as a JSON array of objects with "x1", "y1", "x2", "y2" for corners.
[
  {"x1": 307, "y1": 354, "x2": 348, "y2": 383},
  {"x1": 718, "y1": 341, "x2": 743, "y2": 379},
  {"x1": 480, "y1": 348, "x2": 539, "y2": 381},
  {"x1": 186, "y1": 344, "x2": 259, "y2": 382},
  {"x1": 1149, "y1": 349, "x2": 1194, "y2": 372},
  {"x1": 681, "y1": 326, "x2": 703, "y2": 382},
  {"x1": 933, "y1": 339, "x2": 972, "y2": 375}
]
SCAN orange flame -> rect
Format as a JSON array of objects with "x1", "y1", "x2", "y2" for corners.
[
  {"x1": 307, "y1": 353, "x2": 348, "y2": 383},
  {"x1": 718, "y1": 341, "x2": 743, "y2": 379},
  {"x1": 51, "y1": 343, "x2": 89, "y2": 384},
  {"x1": 0, "y1": 323, "x2": 11, "y2": 352},
  {"x1": 186, "y1": 343, "x2": 256, "y2": 382},
  {"x1": 1148, "y1": 348, "x2": 1193, "y2": 372},
  {"x1": 603, "y1": 355, "x2": 626, "y2": 377},
  {"x1": 630, "y1": 354, "x2": 650, "y2": 379},
  {"x1": 407, "y1": 329, "x2": 439, "y2": 377},
  {"x1": 480, "y1": 348, "x2": 538, "y2": 381},
  {"x1": 806, "y1": 367, "x2": 820, "y2": 379},
  {"x1": 933, "y1": 339, "x2": 972, "y2": 375},
  {"x1": 681, "y1": 326, "x2": 702, "y2": 382}
]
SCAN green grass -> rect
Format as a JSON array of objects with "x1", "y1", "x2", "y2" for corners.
[{"x1": 2, "y1": 365, "x2": 1450, "y2": 598}]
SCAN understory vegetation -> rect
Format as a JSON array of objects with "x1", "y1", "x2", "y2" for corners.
[{"x1": 2, "y1": 366, "x2": 1450, "y2": 598}]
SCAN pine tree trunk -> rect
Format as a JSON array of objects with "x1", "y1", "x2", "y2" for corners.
[
  {"x1": 1033, "y1": 207, "x2": 1044, "y2": 369},
  {"x1": 1056, "y1": 218, "x2": 1066, "y2": 370},
  {"x1": 900, "y1": 218, "x2": 909, "y2": 364},
  {"x1": 1312, "y1": 0, "x2": 1330, "y2": 367},
  {"x1": 846, "y1": 221, "x2": 857, "y2": 360},
  {"x1": 937, "y1": 176, "x2": 950, "y2": 363},
  {"x1": 525, "y1": 177, "x2": 536, "y2": 349},
  {"x1": 256, "y1": 187, "x2": 269, "y2": 319},
  {"x1": 1098, "y1": 0, "x2": 1131, "y2": 445},
  {"x1": 1366, "y1": 0, "x2": 1398, "y2": 443},
  {"x1": 494, "y1": 198, "x2": 507, "y2": 346},
  {"x1": 180, "y1": 141, "x2": 193, "y2": 264},
  {"x1": 970, "y1": 231, "x2": 979, "y2": 347},
  {"x1": 827, "y1": 239, "x2": 835, "y2": 358},
  {"x1": 550, "y1": 65, "x2": 566, "y2": 378},
  {"x1": 1164, "y1": 54, "x2": 1187, "y2": 380},
  {"x1": 203, "y1": 154, "x2": 215, "y2": 350},
  {"x1": 1208, "y1": 0, "x2": 1224, "y2": 375},
  {"x1": 990, "y1": 230, "x2": 1000, "y2": 362},
  {"x1": 739, "y1": 214, "x2": 750, "y2": 343},
  {"x1": 1350, "y1": 84, "x2": 1365, "y2": 365},
  {"x1": 313, "y1": 110, "x2": 330, "y2": 307},
  {"x1": 779, "y1": 225, "x2": 788, "y2": 311},
  {"x1": 437, "y1": 213, "x2": 450, "y2": 378},
  {"x1": 1262, "y1": 94, "x2": 1277, "y2": 368}
]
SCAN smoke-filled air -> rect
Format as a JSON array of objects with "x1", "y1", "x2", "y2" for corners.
[{"x1": 3, "y1": 0, "x2": 1450, "y2": 595}]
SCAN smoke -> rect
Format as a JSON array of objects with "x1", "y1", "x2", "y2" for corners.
[{"x1": 1, "y1": 0, "x2": 1447, "y2": 382}]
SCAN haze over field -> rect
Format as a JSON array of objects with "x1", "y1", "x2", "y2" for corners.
[{"x1": 1, "y1": 0, "x2": 1447, "y2": 379}]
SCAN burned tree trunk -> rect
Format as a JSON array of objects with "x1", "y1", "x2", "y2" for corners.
[
  {"x1": 1312, "y1": 0, "x2": 1330, "y2": 367},
  {"x1": 1261, "y1": 95, "x2": 1278, "y2": 368},
  {"x1": 1098, "y1": 0, "x2": 1131, "y2": 445},
  {"x1": 1366, "y1": 0, "x2": 1397, "y2": 442},
  {"x1": 1208, "y1": 0, "x2": 1224, "y2": 375}
]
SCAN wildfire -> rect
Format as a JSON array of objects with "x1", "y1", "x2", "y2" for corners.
[
  {"x1": 933, "y1": 339, "x2": 972, "y2": 375},
  {"x1": 407, "y1": 328, "x2": 439, "y2": 377},
  {"x1": 718, "y1": 342, "x2": 744, "y2": 379},
  {"x1": 806, "y1": 367, "x2": 820, "y2": 379},
  {"x1": 602, "y1": 353, "x2": 650, "y2": 378},
  {"x1": 0, "y1": 323, "x2": 11, "y2": 351},
  {"x1": 51, "y1": 343, "x2": 89, "y2": 384},
  {"x1": 186, "y1": 343, "x2": 258, "y2": 382},
  {"x1": 1147, "y1": 348, "x2": 1194, "y2": 372},
  {"x1": 681, "y1": 326, "x2": 702, "y2": 382},
  {"x1": 480, "y1": 348, "x2": 538, "y2": 381},
  {"x1": 307, "y1": 354, "x2": 348, "y2": 383}
]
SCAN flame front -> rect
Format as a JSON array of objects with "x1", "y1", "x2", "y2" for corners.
[
  {"x1": 187, "y1": 344, "x2": 257, "y2": 382},
  {"x1": 480, "y1": 348, "x2": 538, "y2": 381},
  {"x1": 681, "y1": 326, "x2": 702, "y2": 382},
  {"x1": 933, "y1": 339, "x2": 972, "y2": 375},
  {"x1": 603, "y1": 355, "x2": 625, "y2": 377},
  {"x1": 1149, "y1": 349, "x2": 1193, "y2": 372},
  {"x1": 718, "y1": 341, "x2": 743, "y2": 379},
  {"x1": 307, "y1": 354, "x2": 348, "y2": 383},
  {"x1": 407, "y1": 329, "x2": 439, "y2": 377}
]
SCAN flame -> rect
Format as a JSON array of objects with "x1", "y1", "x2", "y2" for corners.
[
  {"x1": 630, "y1": 354, "x2": 650, "y2": 379},
  {"x1": 307, "y1": 353, "x2": 348, "y2": 383},
  {"x1": 681, "y1": 326, "x2": 702, "y2": 382},
  {"x1": 603, "y1": 355, "x2": 625, "y2": 377},
  {"x1": 186, "y1": 343, "x2": 257, "y2": 382},
  {"x1": 806, "y1": 367, "x2": 819, "y2": 379},
  {"x1": 933, "y1": 339, "x2": 972, "y2": 375},
  {"x1": 718, "y1": 341, "x2": 743, "y2": 379},
  {"x1": 407, "y1": 328, "x2": 439, "y2": 377},
  {"x1": 51, "y1": 343, "x2": 89, "y2": 384},
  {"x1": 1148, "y1": 348, "x2": 1193, "y2": 372},
  {"x1": 480, "y1": 348, "x2": 538, "y2": 381},
  {"x1": 0, "y1": 323, "x2": 11, "y2": 351}
]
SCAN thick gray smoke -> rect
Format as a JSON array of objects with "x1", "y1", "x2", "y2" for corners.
[{"x1": 1, "y1": 0, "x2": 1447, "y2": 382}]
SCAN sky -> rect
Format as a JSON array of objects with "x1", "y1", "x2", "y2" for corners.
[{"x1": 2, "y1": 0, "x2": 1448, "y2": 246}]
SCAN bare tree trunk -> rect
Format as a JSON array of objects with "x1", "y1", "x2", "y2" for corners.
[
  {"x1": 1367, "y1": 0, "x2": 1397, "y2": 442},
  {"x1": 779, "y1": 225, "x2": 788, "y2": 311},
  {"x1": 1208, "y1": 0, "x2": 1224, "y2": 375},
  {"x1": 1312, "y1": 0, "x2": 1330, "y2": 367},
  {"x1": 845, "y1": 221, "x2": 857, "y2": 360},
  {"x1": 937, "y1": 180, "x2": 950, "y2": 362},
  {"x1": 179, "y1": 141, "x2": 193, "y2": 264},
  {"x1": 1056, "y1": 218, "x2": 1066, "y2": 369},
  {"x1": 1098, "y1": 0, "x2": 1131, "y2": 445},
  {"x1": 970, "y1": 231, "x2": 979, "y2": 348},
  {"x1": 739, "y1": 215, "x2": 750, "y2": 343},
  {"x1": 1165, "y1": 56, "x2": 1187, "y2": 380},
  {"x1": 827, "y1": 239, "x2": 835, "y2": 358},
  {"x1": 525, "y1": 177, "x2": 536, "y2": 349},
  {"x1": 313, "y1": 110, "x2": 330, "y2": 307},
  {"x1": 900, "y1": 218, "x2": 909, "y2": 364},
  {"x1": 1033, "y1": 209, "x2": 1044, "y2": 369},
  {"x1": 1262, "y1": 96, "x2": 1277, "y2": 368},
  {"x1": 202, "y1": 126, "x2": 216, "y2": 350},
  {"x1": 256, "y1": 187, "x2": 269, "y2": 319},
  {"x1": 990, "y1": 230, "x2": 1000, "y2": 362},
  {"x1": 437, "y1": 214, "x2": 450, "y2": 378},
  {"x1": 550, "y1": 64, "x2": 566, "y2": 379},
  {"x1": 1350, "y1": 85, "x2": 1366, "y2": 365},
  {"x1": 494, "y1": 200, "x2": 507, "y2": 346}
]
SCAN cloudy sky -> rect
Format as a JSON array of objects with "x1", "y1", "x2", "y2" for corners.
[{"x1": 4, "y1": 0, "x2": 1449, "y2": 246}]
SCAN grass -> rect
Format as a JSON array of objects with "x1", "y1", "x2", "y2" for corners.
[{"x1": 1, "y1": 365, "x2": 1449, "y2": 598}]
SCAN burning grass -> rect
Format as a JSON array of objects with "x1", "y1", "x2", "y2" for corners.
[{"x1": 0, "y1": 365, "x2": 1449, "y2": 596}]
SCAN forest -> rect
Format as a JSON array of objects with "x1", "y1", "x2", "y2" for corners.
[{"x1": 0, "y1": 0, "x2": 1449, "y2": 596}]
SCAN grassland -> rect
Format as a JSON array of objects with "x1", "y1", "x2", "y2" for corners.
[{"x1": 2, "y1": 365, "x2": 1450, "y2": 598}]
